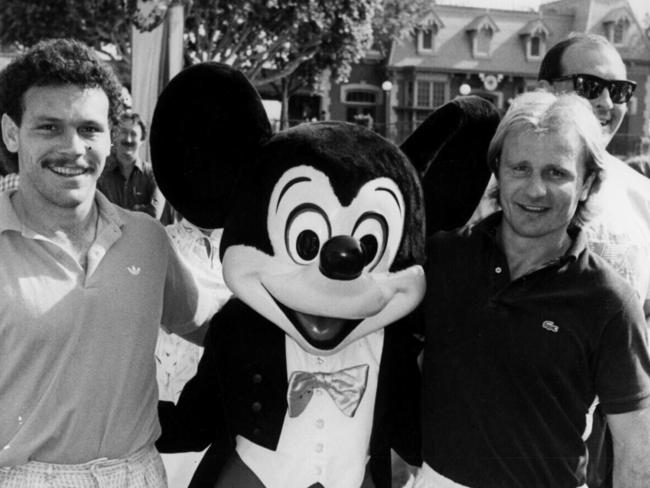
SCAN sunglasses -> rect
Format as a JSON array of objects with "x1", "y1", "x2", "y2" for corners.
[{"x1": 552, "y1": 73, "x2": 636, "y2": 104}]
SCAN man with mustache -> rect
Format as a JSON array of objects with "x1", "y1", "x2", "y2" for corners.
[
  {"x1": 98, "y1": 112, "x2": 164, "y2": 218},
  {"x1": 0, "y1": 39, "x2": 211, "y2": 487}
]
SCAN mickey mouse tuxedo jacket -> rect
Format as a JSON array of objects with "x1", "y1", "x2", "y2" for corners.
[{"x1": 157, "y1": 298, "x2": 423, "y2": 488}]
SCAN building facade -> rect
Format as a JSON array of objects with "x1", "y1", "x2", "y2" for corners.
[{"x1": 328, "y1": 0, "x2": 650, "y2": 157}]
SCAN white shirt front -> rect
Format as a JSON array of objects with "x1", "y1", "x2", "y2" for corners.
[
  {"x1": 584, "y1": 154, "x2": 650, "y2": 302},
  {"x1": 237, "y1": 329, "x2": 384, "y2": 488}
]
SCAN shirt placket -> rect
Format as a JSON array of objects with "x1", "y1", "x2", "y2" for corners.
[{"x1": 312, "y1": 355, "x2": 327, "y2": 481}]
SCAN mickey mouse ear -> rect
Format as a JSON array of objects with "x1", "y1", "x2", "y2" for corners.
[
  {"x1": 400, "y1": 95, "x2": 500, "y2": 234},
  {"x1": 150, "y1": 63, "x2": 272, "y2": 229}
]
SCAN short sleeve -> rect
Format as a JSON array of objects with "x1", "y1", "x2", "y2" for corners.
[
  {"x1": 161, "y1": 234, "x2": 213, "y2": 335},
  {"x1": 596, "y1": 294, "x2": 650, "y2": 414}
]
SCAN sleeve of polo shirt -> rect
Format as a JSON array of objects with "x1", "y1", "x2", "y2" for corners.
[
  {"x1": 161, "y1": 236, "x2": 214, "y2": 336},
  {"x1": 596, "y1": 293, "x2": 650, "y2": 415}
]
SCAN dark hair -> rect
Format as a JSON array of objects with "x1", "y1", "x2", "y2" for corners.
[
  {"x1": 119, "y1": 112, "x2": 147, "y2": 140},
  {"x1": 0, "y1": 38, "x2": 124, "y2": 164},
  {"x1": 538, "y1": 33, "x2": 616, "y2": 82}
]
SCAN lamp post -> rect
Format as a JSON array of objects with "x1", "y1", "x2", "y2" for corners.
[{"x1": 381, "y1": 80, "x2": 393, "y2": 140}]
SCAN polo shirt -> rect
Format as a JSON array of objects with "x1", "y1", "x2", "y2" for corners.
[
  {"x1": 97, "y1": 158, "x2": 162, "y2": 217},
  {"x1": 0, "y1": 190, "x2": 211, "y2": 466},
  {"x1": 421, "y1": 213, "x2": 650, "y2": 488}
]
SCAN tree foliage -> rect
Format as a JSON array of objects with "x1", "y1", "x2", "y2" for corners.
[
  {"x1": 0, "y1": 0, "x2": 429, "y2": 124},
  {"x1": 0, "y1": 0, "x2": 132, "y2": 64},
  {"x1": 372, "y1": 0, "x2": 432, "y2": 54},
  {"x1": 183, "y1": 0, "x2": 379, "y2": 87}
]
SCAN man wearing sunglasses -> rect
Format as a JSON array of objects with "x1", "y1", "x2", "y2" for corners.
[
  {"x1": 538, "y1": 33, "x2": 650, "y2": 488},
  {"x1": 538, "y1": 33, "x2": 636, "y2": 146}
]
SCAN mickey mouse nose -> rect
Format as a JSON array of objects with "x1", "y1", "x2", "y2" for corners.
[{"x1": 319, "y1": 235, "x2": 365, "y2": 281}]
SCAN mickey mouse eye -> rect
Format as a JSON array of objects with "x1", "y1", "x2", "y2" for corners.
[
  {"x1": 352, "y1": 212, "x2": 388, "y2": 271},
  {"x1": 296, "y1": 230, "x2": 320, "y2": 261},
  {"x1": 285, "y1": 203, "x2": 331, "y2": 265}
]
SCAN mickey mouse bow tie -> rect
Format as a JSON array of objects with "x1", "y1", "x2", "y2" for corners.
[{"x1": 287, "y1": 364, "x2": 369, "y2": 418}]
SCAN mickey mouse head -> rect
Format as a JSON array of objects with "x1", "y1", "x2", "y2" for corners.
[{"x1": 151, "y1": 63, "x2": 499, "y2": 355}]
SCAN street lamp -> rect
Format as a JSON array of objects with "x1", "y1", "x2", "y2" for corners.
[{"x1": 381, "y1": 81, "x2": 393, "y2": 139}]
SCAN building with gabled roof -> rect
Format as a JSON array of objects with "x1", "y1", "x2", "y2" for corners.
[{"x1": 324, "y1": 0, "x2": 650, "y2": 157}]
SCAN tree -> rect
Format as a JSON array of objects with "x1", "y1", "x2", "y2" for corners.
[
  {"x1": 0, "y1": 0, "x2": 132, "y2": 79},
  {"x1": 183, "y1": 0, "x2": 378, "y2": 87},
  {"x1": 261, "y1": 0, "x2": 431, "y2": 127},
  {"x1": 181, "y1": 0, "x2": 380, "y2": 128},
  {"x1": 372, "y1": 0, "x2": 432, "y2": 55}
]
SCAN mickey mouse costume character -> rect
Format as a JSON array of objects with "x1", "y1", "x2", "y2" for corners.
[{"x1": 152, "y1": 63, "x2": 499, "y2": 488}]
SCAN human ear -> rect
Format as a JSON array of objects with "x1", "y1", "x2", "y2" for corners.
[
  {"x1": 1, "y1": 113, "x2": 19, "y2": 153},
  {"x1": 580, "y1": 172, "x2": 596, "y2": 201}
]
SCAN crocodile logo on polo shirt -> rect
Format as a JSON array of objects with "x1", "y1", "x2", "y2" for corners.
[
  {"x1": 127, "y1": 265, "x2": 141, "y2": 276},
  {"x1": 542, "y1": 320, "x2": 559, "y2": 333}
]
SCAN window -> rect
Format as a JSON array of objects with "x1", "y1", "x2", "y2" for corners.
[
  {"x1": 422, "y1": 30, "x2": 434, "y2": 50},
  {"x1": 414, "y1": 79, "x2": 448, "y2": 108},
  {"x1": 417, "y1": 25, "x2": 439, "y2": 53},
  {"x1": 416, "y1": 81, "x2": 431, "y2": 107},
  {"x1": 613, "y1": 19, "x2": 626, "y2": 45},
  {"x1": 432, "y1": 82, "x2": 446, "y2": 107},
  {"x1": 603, "y1": 14, "x2": 630, "y2": 46},
  {"x1": 530, "y1": 36, "x2": 541, "y2": 57},
  {"x1": 345, "y1": 91, "x2": 377, "y2": 104},
  {"x1": 519, "y1": 20, "x2": 549, "y2": 61},
  {"x1": 475, "y1": 25, "x2": 492, "y2": 57},
  {"x1": 525, "y1": 33, "x2": 545, "y2": 60},
  {"x1": 340, "y1": 84, "x2": 382, "y2": 127},
  {"x1": 415, "y1": 13, "x2": 443, "y2": 54},
  {"x1": 341, "y1": 85, "x2": 382, "y2": 107}
]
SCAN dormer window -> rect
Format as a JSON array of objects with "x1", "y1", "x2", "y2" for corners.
[
  {"x1": 422, "y1": 29, "x2": 434, "y2": 50},
  {"x1": 529, "y1": 35, "x2": 541, "y2": 57},
  {"x1": 416, "y1": 11, "x2": 444, "y2": 55},
  {"x1": 602, "y1": 8, "x2": 631, "y2": 47},
  {"x1": 475, "y1": 25, "x2": 493, "y2": 56},
  {"x1": 612, "y1": 18, "x2": 628, "y2": 45},
  {"x1": 466, "y1": 14, "x2": 499, "y2": 59},
  {"x1": 519, "y1": 19, "x2": 551, "y2": 62}
]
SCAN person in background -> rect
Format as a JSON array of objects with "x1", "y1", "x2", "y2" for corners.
[
  {"x1": 0, "y1": 38, "x2": 212, "y2": 487},
  {"x1": 98, "y1": 111, "x2": 164, "y2": 218},
  {"x1": 417, "y1": 91, "x2": 650, "y2": 488}
]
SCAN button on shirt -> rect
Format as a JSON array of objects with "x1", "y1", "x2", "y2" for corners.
[
  {"x1": 0, "y1": 191, "x2": 211, "y2": 466},
  {"x1": 237, "y1": 330, "x2": 384, "y2": 488}
]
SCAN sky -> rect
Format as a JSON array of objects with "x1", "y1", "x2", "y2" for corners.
[{"x1": 436, "y1": 0, "x2": 650, "y2": 23}]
